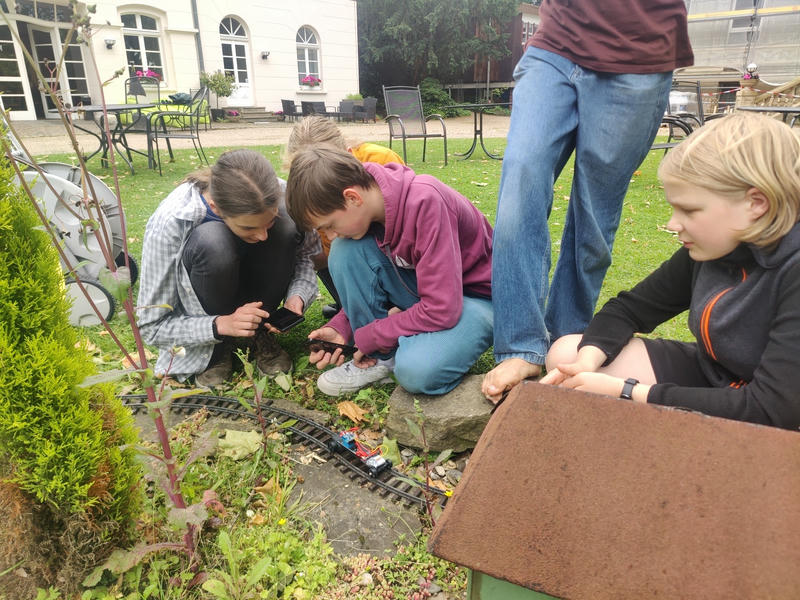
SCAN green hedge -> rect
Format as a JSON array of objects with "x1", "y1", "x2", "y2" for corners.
[{"x1": 0, "y1": 156, "x2": 142, "y2": 586}]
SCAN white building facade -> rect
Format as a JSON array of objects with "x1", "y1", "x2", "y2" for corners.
[{"x1": 1, "y1": 0, "x2": 359, "y2": 120}]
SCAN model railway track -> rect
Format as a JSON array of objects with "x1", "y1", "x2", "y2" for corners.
[{"x1": 120, "y1": 394, "x2": 448, "y2": 509}]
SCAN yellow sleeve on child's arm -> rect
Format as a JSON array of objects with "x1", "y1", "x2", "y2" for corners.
[{"x1": 351, "y1": 143, "x2": 405, "y2": 166}]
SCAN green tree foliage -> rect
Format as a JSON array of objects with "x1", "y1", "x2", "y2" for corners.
[
  {"x1": 0, "y1": 156, "x2": 142, "y2": 590},
  {"x1": 357, "y1": 0, "x2": 519, "y2": 97}
]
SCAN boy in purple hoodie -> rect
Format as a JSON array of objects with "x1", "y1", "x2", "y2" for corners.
[{"x1": 285, "y1": 146, "x2": 494, "y2": 396}]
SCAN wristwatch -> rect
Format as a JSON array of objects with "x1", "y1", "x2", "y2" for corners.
[{"x1": 620, "y1": 377, "x2": 639, "y2": 400}]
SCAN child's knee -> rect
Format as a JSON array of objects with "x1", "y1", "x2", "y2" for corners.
[
  {"x1": 393, "y1": 356, "x2": 454, "y2": 396},
  {"x1": 545, "y1": 334, "x2": 582, "y2": 371},
  {"x1": 327, "y1": 237, "x2": 369, "y2": 273}
]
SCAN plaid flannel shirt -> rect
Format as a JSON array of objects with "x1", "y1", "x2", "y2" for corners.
[{"x1": 137, "y1": 181, "x2": 320, "y2": 378}]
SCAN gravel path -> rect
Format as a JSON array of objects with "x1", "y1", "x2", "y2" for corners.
[{"x1": 12, "y1": 113, "x2": 511, "y2": 156}]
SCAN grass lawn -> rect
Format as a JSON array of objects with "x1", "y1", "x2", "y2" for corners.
[
  {"x1": 28, "y1": 134, "x2": 693, "y2": 598},
  {"x1": 36, "y1": 133, "x2": 693, "y2": 423},
  {"x1": 38, "y1": 131, "x2": 691, "y2": 371}
]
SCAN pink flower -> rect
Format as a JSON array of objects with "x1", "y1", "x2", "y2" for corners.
[{"x1": 301, "y1": 75, "x2": 321, "y2": 86}]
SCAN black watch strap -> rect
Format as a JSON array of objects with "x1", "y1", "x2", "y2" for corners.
[
  {"x1": 620, "y1": 377, "x2": 639, "y2": 400},
  {"x1": 212, "y1": 317, "x2": 222, "y2": 340}
]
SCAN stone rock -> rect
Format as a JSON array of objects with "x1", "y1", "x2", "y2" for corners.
[
  {"x1": 446, "y1": 469, "x2": 462, "y2": 485},
  {"x1": 384, "y1": 375, "x2": 493, "y2": 452}
]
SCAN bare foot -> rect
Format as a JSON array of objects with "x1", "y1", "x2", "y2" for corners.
[{"x1": 481, "y1": 358, "x2": 542, "y2": 404}]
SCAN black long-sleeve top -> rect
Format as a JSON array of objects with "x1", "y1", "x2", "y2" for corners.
[{"x1": 580, "y1": 225, "x2": 800, "y2": 430}]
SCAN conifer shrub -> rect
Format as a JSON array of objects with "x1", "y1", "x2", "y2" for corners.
[{"x1": 0, "y1": 157, "x2": 142, "y2": 596}]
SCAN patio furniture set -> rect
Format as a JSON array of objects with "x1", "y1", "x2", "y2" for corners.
[
  {"x1": 280, "y1": 97, "x2": 378, "y2": 123},
  {"x1": 66, "y1": 76, "x2": 210, "y2": 175},
  {"x1": 652, "y1": 79, "x2": 799, "y2": 154}
]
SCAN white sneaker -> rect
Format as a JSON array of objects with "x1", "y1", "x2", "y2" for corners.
[{"x1": 317, "y1": 360, "x2": 394, "y2": 396}]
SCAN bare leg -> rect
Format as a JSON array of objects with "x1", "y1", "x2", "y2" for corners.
[
  {"x1": 482, "y1": 358, "x2": 542, "y2": 404},
  {"x1": 546, "y1": 334, "x2": 657, "y2": 384}
]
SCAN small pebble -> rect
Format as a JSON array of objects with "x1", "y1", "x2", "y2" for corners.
[{"x1": 446, "y1": 469, "x2": 462, "y2": 485}]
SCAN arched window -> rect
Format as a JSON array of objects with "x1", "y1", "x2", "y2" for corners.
[
  {"x1": 296, "y1": 26, "x2": 320, "y2": 86},
  {"x1": 219, "y1": 17, "x2": 249, "y2": 86},
  {"x1": 219, "y1": 16, "x2": 246, "y2": 37},
  {"x1": 121, "y1": 12, "x2": 163, "y2": 80}
]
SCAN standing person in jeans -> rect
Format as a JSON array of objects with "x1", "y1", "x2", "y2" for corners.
[
  {"x1": 482, "y1": 0, "x2": 694, "y2": 403},
  {"x1": 137, "y1": 149, "x2": 320, "y2": 387}
]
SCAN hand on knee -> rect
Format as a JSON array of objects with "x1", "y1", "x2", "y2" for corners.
[{"x1": 541, "y1": 337, "x2": 607, "y2": 386}]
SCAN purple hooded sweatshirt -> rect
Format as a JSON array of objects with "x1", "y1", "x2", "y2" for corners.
[{"x1": 326, "y1": 162, "x2": 493, "y2": 355}]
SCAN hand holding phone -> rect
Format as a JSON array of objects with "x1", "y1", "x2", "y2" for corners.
[
  {"x1": 307, "y1": 338, "x2": 357, "y2": 357},
  {"x1": 265, "y1": 307, "x2": 304, "y2": 332}
]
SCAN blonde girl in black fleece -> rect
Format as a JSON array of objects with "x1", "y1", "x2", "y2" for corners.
[{"x1": 542, "y1": 114, "x2": 800, "y2": 430}]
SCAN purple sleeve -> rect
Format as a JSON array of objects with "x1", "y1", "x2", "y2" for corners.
[{"x1": 354, "y1": 191, "x2": 465, "y2": 355}]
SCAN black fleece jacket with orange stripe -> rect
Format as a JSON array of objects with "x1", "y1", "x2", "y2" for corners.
[{"x1": 580, "y1": 224, "x2": 800, "y2": 430}]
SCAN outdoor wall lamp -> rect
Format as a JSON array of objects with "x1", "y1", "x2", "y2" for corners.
[
  {"x1": 261, "y1": 51, "x2": 270, "y2": 59},
  {"x1": 105, "y1": 38, "x2": 116, "y2": 49}
]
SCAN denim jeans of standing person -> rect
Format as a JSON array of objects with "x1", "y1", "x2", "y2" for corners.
[
  {"x1": 328, "y1": 237, "x2": 494, "y2": 395},
  {"x1": 492, "y1": 46, "x2": 672, "y2": 366}
]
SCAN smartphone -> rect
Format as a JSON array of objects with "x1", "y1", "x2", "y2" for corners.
[
  {"x1": 307, "y1": 338, "x2": 357, "y2": 357},
  {"x1": 265, "y1": 307, "x2": 305, "y2": 332}
]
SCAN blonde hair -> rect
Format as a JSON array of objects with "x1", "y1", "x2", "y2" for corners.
[
  {"x1": 283, "y1": 116, "x2": 361, "y2": 169},
  {"x1": 659, "y1": 113, "x2": 800, "y2": 248},
  {"x1": 285, "y1": 145, "x2": 375, "y2": 231}
]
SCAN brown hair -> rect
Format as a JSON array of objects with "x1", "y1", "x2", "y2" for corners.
[
  {"x1": 183, "y1": 149, "x2": 281, "y2": 217},
  {"x1": 285, "y1": 145, "x2": 376, "y2": 231},
  {"x1": 659, "y1": 113, "x2": 800, "y2": 249}
]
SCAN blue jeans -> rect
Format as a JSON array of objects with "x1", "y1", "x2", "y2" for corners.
[
  {"x1": 492, "y1": 47, "x2": 672, "y2": 365},
  {"x1": 328, "y1": 237, "x2": 494, "y2": 395}
]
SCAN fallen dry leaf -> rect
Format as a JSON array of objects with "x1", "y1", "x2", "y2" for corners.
[
  {"x1": 254, "y1": 475, "x2": 282, "y2": 501},
  {"x1": 426, "y1": 478, "x2": 448, "y2": 492},
  {"x1": 121, "y1": 356, "x2": 139, "y2": 369},
  {"x1": 202, "y1": 489, "x2": 227, "y2": 517},
  {"x1": 337, "y1": 400, "x2": 369, "y2": 423}
]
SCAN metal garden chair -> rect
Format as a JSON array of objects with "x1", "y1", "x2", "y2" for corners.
[{"x1": 382, "y1": 85, "x2": 447, "y2": 165}]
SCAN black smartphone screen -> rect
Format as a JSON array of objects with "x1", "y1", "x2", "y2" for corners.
[
  {"x1": 266, "y1": 307, "x2": 304, "y2": 332},
  {"x1": 307, "y1": 338, "x2": 357, "y2": 356}
]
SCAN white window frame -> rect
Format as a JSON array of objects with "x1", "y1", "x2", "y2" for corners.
[
  {"x1": 296, "y1": 25, "x2": 320, "y2": 87},
  {"x1": 121, "y1": 12, "x2": 164, "y2": 82},
  {"x1": 219, "y1": 16, "x2": 248, "y2": 86}
]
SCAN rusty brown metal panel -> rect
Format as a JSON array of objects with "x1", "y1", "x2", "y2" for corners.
[{"x1": 428, "y1": 382, "x2": 800, "y2": 600}]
